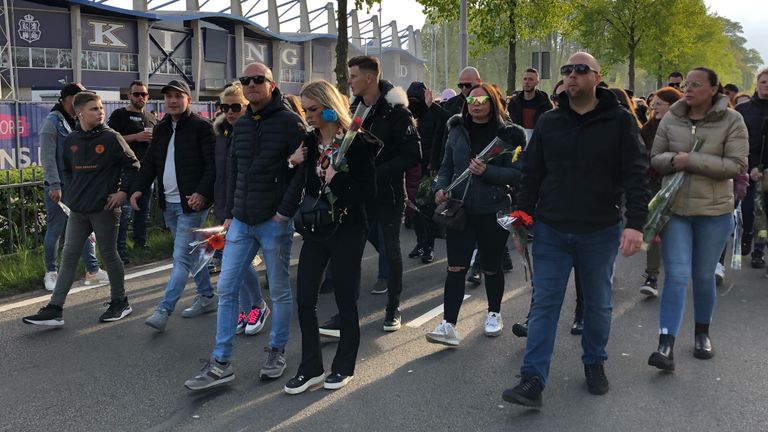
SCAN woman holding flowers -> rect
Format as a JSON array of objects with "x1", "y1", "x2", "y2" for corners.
[
  {"x1": 284, "y1": 80, "x2": 381, "y2": 394},
  {"x1": 648, "y1": 68, "x2": 748, "y2": 371},
  {"x1": 428, "y1": 83, "x2": 525, "y2": 346}
]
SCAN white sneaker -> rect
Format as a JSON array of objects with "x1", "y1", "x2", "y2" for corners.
[
  {"x1": 84, "y1": 269, "x2": 109, "y2": 285},
  {"x1": 715, "y1": 263, "x2": 725, "y2": 285},
  {"x1": 484, "y1": 312, "x2": 503, "y2": 337},
  {"x1": 44, "y1": 272, "x2": 58, "y2": 291},
  {"x1": 426, "y1": 320, "x2": 460, "y2": 346}
]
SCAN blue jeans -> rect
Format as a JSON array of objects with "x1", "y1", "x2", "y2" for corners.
[
  {"x1": 659, "y1": 214, "x2": 732, "y2": 336},
  {"x1": 521, "y1": 221, "x2": 621, "y2": 387},
  {"x1": 117, "y1": 185, "x2": 152, "y2": 250},
  {"x1": 367, "y1": 219, "x2": 390, "y2": 280},
  {"x1": 213, "y1": 217, "x2": 294, "y2": 362},
  {"x1": 156, "y1": 202, "x2": 213, "y2": 314},
  {"x1": 43, "y1": 186, "x2": 99, "y2": 273},
  {"x1": 239, "y1": 265, "x2": 263, "y2": 310}
]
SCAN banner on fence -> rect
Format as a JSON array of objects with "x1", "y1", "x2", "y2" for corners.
[{"x1": 0, "y1": 101, "x2": 216, "y2": 170}]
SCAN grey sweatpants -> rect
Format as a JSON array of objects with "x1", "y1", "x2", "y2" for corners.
[{"x1": 50, "y1": 208, "x2": 125, "y2": 307}]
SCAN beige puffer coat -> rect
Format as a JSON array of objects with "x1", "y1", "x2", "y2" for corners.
[{"x1": 651, "y1": 94, "x2": 748, "y2": 216}]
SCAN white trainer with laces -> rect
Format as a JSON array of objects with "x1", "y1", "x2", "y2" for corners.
[
  {"x1": 484, "y1": 312, "x2": 504, "y2": 337},
  {"x1": 426, "y1": 320, "x2": 460, "y2": 346},
  {"x1": 84, "y1": 269, "x2": 109, "y2": 285},
  {"x1": 44, "y1": 271, "x2": 58, "y2": 291}
]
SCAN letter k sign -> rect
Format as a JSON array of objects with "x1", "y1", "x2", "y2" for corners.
[{"x1": 89, "y1": 21, "x2": 127, "y2": 48}]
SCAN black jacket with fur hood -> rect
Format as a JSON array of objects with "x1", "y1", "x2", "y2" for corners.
[{"x1": 351, "y1": 80, "x2": 421, "y2": 207}]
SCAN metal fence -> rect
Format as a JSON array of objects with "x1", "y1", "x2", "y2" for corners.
[{"x1": 0, "y1": 168, "x2": 45, "y2": 256}]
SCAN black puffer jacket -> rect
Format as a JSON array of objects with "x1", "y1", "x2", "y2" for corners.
[
  {"x1": 350, "y1": 80, "x2": 421, "y2": 207},
  {"x1": 132, "y1": 109, "x2": 216, "y2": 213},
  {"x1": 735, "y1": 94, "x2": 768, "y2": 170},
  {"x1": 213, "y1": 115, "x2": 234, "y2": 222},
  {"x1": 517, "y1": 87, "x2": 649, "y2": 233},
  {"x1": 507, "y1": 89, "x2": 553, "y2": 128},
  {"x1": 226, "y1": 88, "x2": 306, "y2": 225}
]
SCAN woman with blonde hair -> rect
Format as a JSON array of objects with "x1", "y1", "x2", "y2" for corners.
[{"x1": 284, "y1": 80, "x2": 381, "y2": 394}]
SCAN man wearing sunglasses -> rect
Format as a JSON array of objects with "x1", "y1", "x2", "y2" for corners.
[
  {"x1": 503, "y1": 52, "x2": 649, "y2": 408},
  {"x1": 667, "y1": 71, "x2": 684, "y2": 89},
  {"x1": 131, "y1": 79, "x2": 217, "y2": 331},
  {"x1": 184, "y1": 63, "x2": 306, "y2": 390},
  {"x1": 108, "y1": 80, "x2": 157, "y2": 263}
]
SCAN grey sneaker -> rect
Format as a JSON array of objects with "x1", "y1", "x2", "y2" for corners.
[
  {"x1": 182, "y1": 294, "x2": 217, "y2": 318},
  {"x1": 145, "y1": 308, "x2": 170, "y2": 332},
  {"x1": 260, "y1": 347, "x2": 287, "y2": 380},
  {"x1": 370, "y1": 279, "x2": 388, "y2": 295},
  {"x1": 184, "y1": 358, "x2": 235, "y2": 391}
]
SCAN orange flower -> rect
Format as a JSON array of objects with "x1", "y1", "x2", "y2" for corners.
[
  {"x1": 510, "y1": 210, "x2": 533, "y2": 227},
  {"x1": 208, "y1": 234, "x2": 226, "y2": 250}
]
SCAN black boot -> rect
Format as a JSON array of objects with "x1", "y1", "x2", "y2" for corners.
[
  {"x1": 421, "y1": 247, "x2": 434, "y2": 264},
  {"x1": 694, "y1": 322, "x2": 713, "y2": 359},
  {"x1": 408, "y1": 245, "x2": 423, "y2": 259},
  {"x1": 648, "y1": 334, "x2": 675, "y2": 371}
]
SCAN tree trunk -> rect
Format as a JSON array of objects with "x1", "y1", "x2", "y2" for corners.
[
  {"x1": 627, "y1": 42, "x2": 636, "y2": 92},
  {"x1": 334, "y1": 0, "x2": 349, "y2": 94},
  {"x1": 506, "y1": 9, "x2": 517, "y2": 96},
  {"x1": 656, "y1": 58, "x2": 662, "y2": 89}
]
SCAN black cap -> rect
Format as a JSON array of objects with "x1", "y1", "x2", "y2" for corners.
[
  {"x1": 161, "y1": 79, "x2": 191, "y2": 96},
  {"x1": 60, "y1": 83, "x2": 86, "y2": 99},
  {"x1": 407, "y1": 81, "x2": 427, "y2": 102}
]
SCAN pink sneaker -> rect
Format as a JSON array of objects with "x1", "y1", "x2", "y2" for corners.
[{"x1": 244, "y1": 304, "x2": 270, "y2": 335}]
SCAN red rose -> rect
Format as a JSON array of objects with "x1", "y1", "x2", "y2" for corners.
[{"x1": 209, "y1": 234, "x2": 226, "y2": 250}]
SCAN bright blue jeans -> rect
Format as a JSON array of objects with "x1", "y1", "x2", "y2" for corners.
[
  {"x1": 213, "y1": 217, "x2": 294, "y2": 362},
  {"x1": 156, "y1": 202, "x2": 213, "y2": 314},
  {"x1": 521, "y1": 221, "x2": 621, "y2": 387},
  {"x1": 43, "y1": 186, "x2": 99, "y2": 273},
  {"x1": 659, "y1": 213, "x2": 732, "y2": 336}
]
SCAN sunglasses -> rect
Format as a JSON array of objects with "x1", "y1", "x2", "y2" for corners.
[
  {"x1": 681, "y1": 81, "x2": 705, "y2": 90},
  {"x1": 132, "y1": 92, "x2": 149, "y2": 98},
  {"x1": 238, "y1": 75, "x2": 270, "y2": 86},
  {"x1": 457, "y1": 82, "x2": 474, "y2": 89},
  {"x1": 219, "y1": 103, "x2": 243, "y2": 113},
  {"x1": 466, "y1": 95, "x2": 490, "y2": 105},
  {"x1": 560, "y1": 64, "x2": 598, "y2": 76},
  {"x1": 668, "y1": 82, "x2": 681, "y2": 88}
]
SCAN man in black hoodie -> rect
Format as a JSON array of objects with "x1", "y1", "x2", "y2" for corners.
[
  {"x1": 503, "y1": 52, "x2": 648, "y2": 408},
  {"x1": 348, "y1": 56, "x2": 421, "y2": 331}
]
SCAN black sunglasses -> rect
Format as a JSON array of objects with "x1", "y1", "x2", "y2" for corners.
[
  {"x1": 457, "y1": 82, "x2": 474, "y2": 89},
  {"x1": 560, "y1": 64, "x2": 598, "y2": 76},
  {"x1": 132, "y1": 92, "x2": 149, "y2": 98},
  {"x1": 238, "y1": 75, "x2": 270, "y2": 86},
  {"x1": 219, "y1": 103, "x2": 242, "y2": 113}
]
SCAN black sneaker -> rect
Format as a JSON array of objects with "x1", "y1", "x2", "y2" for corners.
[
  {"x1": 511, "y1": 322, "x2": 528, "y2": 338},
  {"x1": 118, "y1": 249, "x2": 130, "y2": 264},
  {"x1": 751, "y1": 254, "x2": 765, "y2": 268},
  {"x1": 640, "y1": 275, "x2": 658, "y2": 298},
  {"x1": 319, "y1": 314, "x2": 341, "y2": 338},
  {"x1": 570, "y1": 320, "x2": 583, "y2": 335},
  {"x1": 421, "y1": 247, "x2": 434, "y2": 264},
  {"x1": 22, "y1": 304, "x2": 64, "y2": 327},
  {"x1": 99, "y1": 297, "x2": 133, "y2": 322},
  {"x1": 383, "y1": 309, "x2": 401, "y2": 332},
  {"x1": 502, "y1": 375, "x2": 543, "y2": 408},
  {"x1": 584, "y1": 363, "x2": 609, "y2": 395},
  {"x1": 319, "y1": 278, "x2": 335, "y2": 294},
  {"x1": 502, "y1": 248, "x2": 514, "y2": 273},
  {"x1": 408, "y1": 246, "x2": 423, "y2": 259},
  {"x1": 324, "y1": 372, "x2": 354, "y2": 390},
  {"x1": 466, "y1": 267, "x2": 482, "y2": 286},
  {"x1": 284, "y1": 372, "x2": 325, "y2": 395}
]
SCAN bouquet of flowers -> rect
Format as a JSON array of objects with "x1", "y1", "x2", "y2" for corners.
[
  {"x1": 731, "y1": 202, "x2": 743, "y2": 270},
  {"x1": 58, "y1": 201, "x2": 96, "y2": 245},
  {"x1": 497, "y1": 210, "x2": 534, "y2": 281},
  {"x1": 332, "y1": 103, "x2": 371, "y2": 171},
  {"x1": 444, "y1": 138, "x2": 523, "y2": 192},
  {"x1": 642, "y1": 138, "x2": 706, "y2": 248},
  {"x1": 189, "y1": 226, "x2": 226, "y2": 276}
]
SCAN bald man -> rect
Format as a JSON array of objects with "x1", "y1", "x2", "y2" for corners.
[
  {"x1": 503, "y1": 52, "x2": 649, "y2": 407},
  {"x1": 185, "y1": 62, "x2": 307, "y2": 391}
]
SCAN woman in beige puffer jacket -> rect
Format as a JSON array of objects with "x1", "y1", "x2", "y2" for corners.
[{"x1": 647, "y1": 67, "x2": 748, "y2": 372}]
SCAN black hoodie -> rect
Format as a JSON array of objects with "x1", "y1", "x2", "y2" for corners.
[
  {"x1": 735, "y1": 93, "x2": 768, "y2": 170},
  {"x1": 62, "y1": 124, "x2": 140, "y2": 213},
  {"x1": 517, "y1": 87, "x2": 649, "y2": 233}
]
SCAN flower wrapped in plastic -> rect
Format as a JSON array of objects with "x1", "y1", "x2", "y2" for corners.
[
  {"x1": 189, "y1": 226, "x2": 227, "y2": 276},
  {"x1": 731, "y1": 202, "x2": 743, "y2": 270},
  {"x1": 497, "y1": 210, "x2": 533, "y2": 281},
  {"x1": 642, "y1": 138, "x2": 706, "y2": 248},
  {"x1": 332, "y1": 103, "x2": 371, "y2": 171},
  {"x1": 444, "y1": 138, "x2": 523, "y2": 192}
]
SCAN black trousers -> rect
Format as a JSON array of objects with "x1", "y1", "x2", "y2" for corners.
[
  {"x1": 412, "y1": 205, "x2": 437, "y2": 250},
  {"x1": 369, "y1": 202, "x2": 405, "y2": 311},
  {"x1": 296, "y1": 226, "x2": 367, "y2": 377},
  {"x1": 443, "y1": 213, "x2": 509, "y2": 324}
]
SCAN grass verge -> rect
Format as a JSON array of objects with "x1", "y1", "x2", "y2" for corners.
[{"x1": 0, "y1": 228, "x2": 173, "y2": 298}]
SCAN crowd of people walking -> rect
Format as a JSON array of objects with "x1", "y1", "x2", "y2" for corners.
[{"x1": 19, "y1": 50, "x2": 767, "y2": 409}]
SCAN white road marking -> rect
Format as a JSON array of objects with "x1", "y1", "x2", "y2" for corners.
[
  {"x1": 406, "y1": 295, "x2": 470, "y2": 328},
  {"x1": 0, "y1": 263, "x2": 174, "y2": 313}
]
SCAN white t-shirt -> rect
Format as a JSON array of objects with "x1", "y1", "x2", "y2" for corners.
[{"x1": 163, "y1": 121, "x2": 181, "y2": 204}]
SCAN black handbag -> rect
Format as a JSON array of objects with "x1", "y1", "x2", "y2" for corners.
[
  {"x1": 432, "y1": 178, "x2": 471, "y2": 231},
  {"x1": 293, "y1": 194, "x2": 341, "y2": 237}
]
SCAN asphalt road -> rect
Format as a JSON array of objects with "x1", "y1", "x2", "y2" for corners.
[{"x1": 1, "y1": 228, "x2": 767, "y2": 432}]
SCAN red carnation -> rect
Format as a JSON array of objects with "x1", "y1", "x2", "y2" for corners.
[{"x1": 510, "y1": 210, "x2": 533, "y2": 227}]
